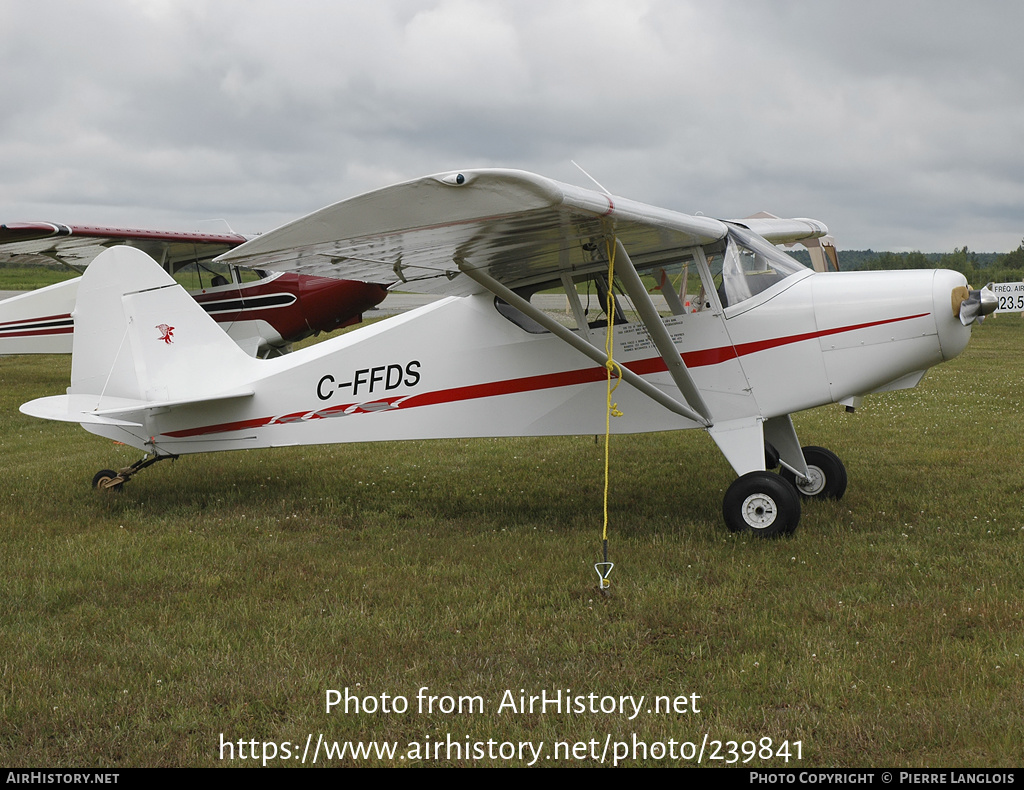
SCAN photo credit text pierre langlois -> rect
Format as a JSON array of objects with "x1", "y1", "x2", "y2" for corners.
[{"x1": 217, "y1": 686, "x2": 807, "y2": 766}]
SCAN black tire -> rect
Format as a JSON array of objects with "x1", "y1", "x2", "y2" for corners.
[
  {"x1": 723, "y1": 471, "x2": 800, "y2": 537},
  {"x1": 780, "y1": 446, "x2": 847, "y2": 500},
  {"x1": 764, "y1": 441, "x2": 780, "y2": 470},
  {"x1": 92, "y1": 469, "x2": 124, "y2": 492}
]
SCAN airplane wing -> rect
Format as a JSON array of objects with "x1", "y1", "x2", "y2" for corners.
[
  {"x1": 217, "y1": 169, "x2": 796, "y2": 296},
  {"x1": 217, "y1": 169, "x2": 831, "y2": 427},
  {"x1": 0, "y1": 222, "x2": 248, "y2": 270}
]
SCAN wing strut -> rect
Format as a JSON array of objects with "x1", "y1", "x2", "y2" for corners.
[
  {"x1": 458, "y1": 262, "x2": 712, "y2": 427},
  {"x1": 611, "y1": 239, "x2": 714, "y2": 424}
]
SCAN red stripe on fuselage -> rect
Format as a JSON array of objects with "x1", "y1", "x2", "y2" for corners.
[
  {"x1": 0, "y1": 327, "x2": 74, "y2": 338},
  {"x1": 161, "y1": 312, "x2": 930, "y2": 438},
  {"x1": 717, "y1": 312, "x2": 931, "y2": 362},
  {"x1": 0, "y1": 312, "x2": 72, "y2": 328}
]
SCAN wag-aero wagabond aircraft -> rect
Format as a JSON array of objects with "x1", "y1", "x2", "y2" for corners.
[
  {"x1": 0, "y1": 222, "x2": 388, "y2": 357},
  {"x1": 20, "y1": 169, "x2": 996, "y2": 536}
]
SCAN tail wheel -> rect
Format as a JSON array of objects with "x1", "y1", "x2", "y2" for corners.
[
  {"x1": 92, "y1": 469, "x2": 124, "y2": 493},
  {"x1": 781, "y1": 446, "x2": 847, "y2": 500},
  {"x1": 723, "y1": 471, "x2": 800, "y2": 537}
]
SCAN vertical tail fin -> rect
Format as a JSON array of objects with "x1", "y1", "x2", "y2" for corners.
[{"x1": 70, "y1": 245, "x2": 256, "y2": 403}]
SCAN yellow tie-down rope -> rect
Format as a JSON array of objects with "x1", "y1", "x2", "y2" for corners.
[{"x1": 596, "y1": 237, "x2": 622, "y2": 593}]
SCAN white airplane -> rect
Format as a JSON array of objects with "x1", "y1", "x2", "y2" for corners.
[
  {"x1": 19, "y1": 169, "x2": 996, "y2": 536},
  {"x1": 0, "y1": 222, "x2": 388, "y2": 357}
]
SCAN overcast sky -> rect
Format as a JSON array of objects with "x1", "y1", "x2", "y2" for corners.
[{"x1": 1, "y1": 0, "x2": 1022, "y2": 252}]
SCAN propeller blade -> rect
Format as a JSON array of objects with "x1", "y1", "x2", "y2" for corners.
[{"x1": 958, "y1": 283, "x2": 997, "y2": 326}]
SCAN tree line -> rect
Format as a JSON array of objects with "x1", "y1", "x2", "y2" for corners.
[{"x1": 835, "y1": 242, "x2": 1024, "y2": 285}]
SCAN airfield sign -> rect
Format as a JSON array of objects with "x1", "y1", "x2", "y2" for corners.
[{"x1": 990, "y1": 282, "x2": 1024, "y2": 313}]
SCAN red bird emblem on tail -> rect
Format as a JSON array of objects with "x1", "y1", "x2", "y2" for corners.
[{"x1": 156, "y1": 324, "x2": 175, "y2": 344}]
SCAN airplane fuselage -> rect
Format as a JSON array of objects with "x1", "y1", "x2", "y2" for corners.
[{"x1": 76, "y1": 265, "x2": 972, "y2": 473}]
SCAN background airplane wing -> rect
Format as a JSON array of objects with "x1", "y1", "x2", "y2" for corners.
[
  {"x1": 218, "y1": 169, "x2": 761, "y2": 296},
  {"x1": 0, "y1": 222, "x2": 248, "y2": 270},
  {"x1": 732, "y1": 211, "x2": 839, "y2": 272},
  {"x1": 728, "y1": 213, "x2": 829, "y2": 245}
]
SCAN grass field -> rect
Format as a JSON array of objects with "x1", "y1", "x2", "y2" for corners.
[
  {"x1": 0, "y1": 265, "x2": 80, "y2": 291},
  {"x1": 0, "y1": 316, "x2": 1022, "y2": 768}
]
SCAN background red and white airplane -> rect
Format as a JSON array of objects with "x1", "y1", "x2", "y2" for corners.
[{"x1": 0, "y1": 221, "x2": 388, "y2": 357}]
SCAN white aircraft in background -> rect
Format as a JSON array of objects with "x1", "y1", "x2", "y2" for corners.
[
  {"x1": 0, "y1": 222, "x2": 388, "y2": 357},
  {"x1": 19, "y1": 169, "x2": 995, "y2": 536}
]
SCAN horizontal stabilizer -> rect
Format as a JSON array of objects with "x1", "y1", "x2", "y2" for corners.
[
  {"x1": 20, "y1": 395, "x2": 145, "y2": 426},
  {"x1": 20, "y1": 387, "x2": 254, "y2": 426}
]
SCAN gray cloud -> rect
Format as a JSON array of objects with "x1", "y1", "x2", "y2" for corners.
[{"x1": 1, "y1": 0, "x2": 1022, "y2": 252}]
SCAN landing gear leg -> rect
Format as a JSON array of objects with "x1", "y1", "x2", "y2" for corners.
[{"x1": 91, "y1": 454, "x2": 178, "y2": 492}]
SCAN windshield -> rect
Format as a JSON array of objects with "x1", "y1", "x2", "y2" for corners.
[{"x1": 708, "y1": 227, "x2": 809, "y2": 309}]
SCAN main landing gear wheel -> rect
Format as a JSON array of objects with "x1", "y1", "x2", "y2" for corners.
[
  {"x1": 723, "y1": 471, "x2": 801, "y2": 537},
  {"x1": 92, "y1": 469, "x2": 124, "y2": 493},
  {"x1": 780, "y1": 446, "x2": 847, "y2": 500}
]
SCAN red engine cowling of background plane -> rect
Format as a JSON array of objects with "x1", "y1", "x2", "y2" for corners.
[
  {"x1": 296, "y1": 275, "x2": 389, "y2": 335},
  {"x1": 192, "y1": 273, "x2": 389, "y2": 345}
]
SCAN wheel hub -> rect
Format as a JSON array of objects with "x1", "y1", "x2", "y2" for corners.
[
  {"x1": 796, "y1": 465, "x2": 826, "y2": 496},
  {"x1": 741, "y1": 493, "x2": 778, "y2": 529}
]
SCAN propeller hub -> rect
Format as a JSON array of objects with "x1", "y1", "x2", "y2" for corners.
[{"x1": 956, "y1": 283, "x2": 997, "y2": 326}]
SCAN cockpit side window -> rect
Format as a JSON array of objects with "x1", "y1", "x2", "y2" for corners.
[
  {"x1": 170, "y1": 260, "x2": 236, "y2": 290},
  {"x1": 493, "y1": 240, "x2": 783, "y2": 333},
  {"x1": 495, "y1": 274, "x2": 630, "y2": 335}
]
